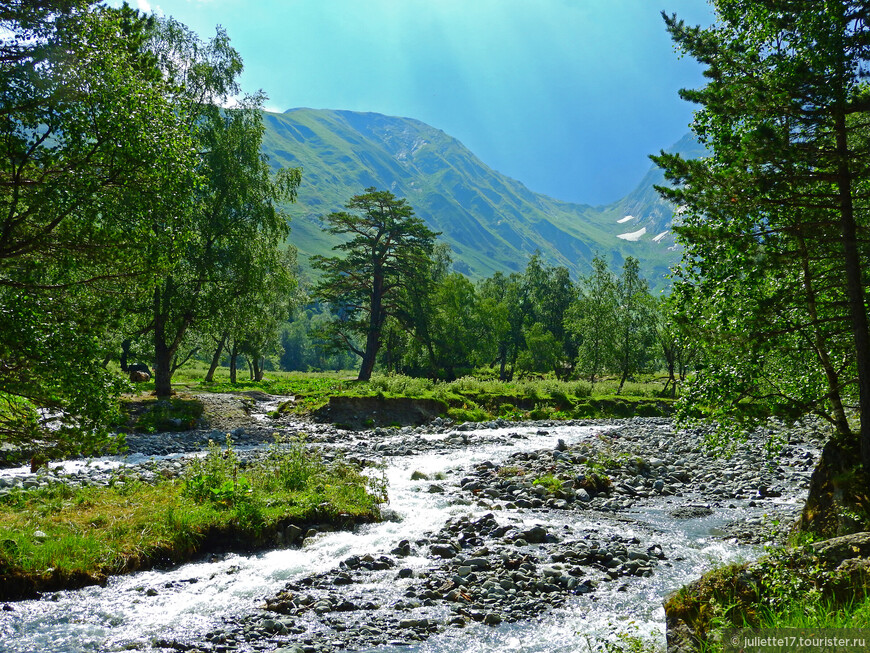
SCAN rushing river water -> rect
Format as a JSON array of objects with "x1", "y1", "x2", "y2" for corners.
[{"x1": 0, "y1": 420, "x2": 811, "y2": 653}]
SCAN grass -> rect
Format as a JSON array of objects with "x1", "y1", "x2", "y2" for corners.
[
  {"x1": 532, "y1": 473, "x2": 563, "y2": 493},
  {"x1": 0, "y1": 437, "x2": 385, "y2": 598},
  {"x1": 144, "y1": 364, "x2": 676, "y2": 424}
]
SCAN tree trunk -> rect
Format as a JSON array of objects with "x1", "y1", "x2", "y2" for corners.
[
  {"x1": 358, "y1": 270, "x2": 385, "y2": 381},
  {"x1": 834, "y1": 104, "x2": 870, "y2": 471},
  {"x1": 229, "y1": 341, "x2": 239, "y2": 384},
  {"x1": 797, "y1": 235, "x2": 850, "y2": 436},
  {"x1": 153, "y1": 289, "x2": 173, "y2": 398},
  {"x1": 617, "y1": 368, "x2": 629, "y2": 395},
  {"x1": 120, "y1": 339, "x2": 131, "y2": 372},
  {"x1": 498, "y1": 343, "x2": 508, "y2": 381},
  {"x1": 204, "y1": 332, "x2": 228, "y2": 383}
]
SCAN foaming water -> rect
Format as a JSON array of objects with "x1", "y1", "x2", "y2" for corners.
[{"x1": 0, "y1": 423, "x2": 768, "y2": 652}]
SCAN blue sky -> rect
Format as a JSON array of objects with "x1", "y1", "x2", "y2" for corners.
[{"x1": 131, "y1": 0, "x2": 713, "y2": 205}]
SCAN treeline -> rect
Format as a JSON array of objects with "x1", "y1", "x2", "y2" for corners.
[
  {"x1": 259, "y1": 188, "x2": 695, "y2": 393},
  {"x1": 282, "y1": 238, "x2": 696, "y2": 393}
]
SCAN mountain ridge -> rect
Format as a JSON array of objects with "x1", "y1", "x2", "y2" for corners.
[{"x1": 262, "y1": 108, "x2": 693, "y2": 283}]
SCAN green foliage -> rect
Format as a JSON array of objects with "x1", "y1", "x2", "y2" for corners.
[
  {"x1": 312, "y1": 188, "x2": 439, "y2": 381},
  {"x1": 567, "y1": 255, "x2": 618, "y2": 384},
  {"x1": 532, "y1": 474, "x2": 563, "y2": 493},
  {"x1": 654, "y1": 1, "x2": 870, "y2": 449},
  {"x1": 0, "y1": 292, "x2": 127, "y2": 457},
  {"x1": 182, "y1": 436, "x2": 248, "y2": 505},
  {"x1": 0, "y1": 2, "x2": 195, "y2": 456},
  {"x1": 256, "y1": 436, "x2": 323, "y2": 492}
]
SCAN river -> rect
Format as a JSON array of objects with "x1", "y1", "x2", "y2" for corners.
[{"x1": 0, "y1": 417, "x2": 817, "y2": 653}]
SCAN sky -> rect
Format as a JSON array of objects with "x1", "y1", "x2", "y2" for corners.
[{"x1": 128, "y1": 0, "x2": 714, "y2": 206}]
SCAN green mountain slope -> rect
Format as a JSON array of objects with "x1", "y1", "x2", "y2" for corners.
[
  {"x1": 262, "y1": 108, "x2": 687, "y2": 282},
  {"x1": 597, "y1": 133, "x2": 705, "y2": 245}
]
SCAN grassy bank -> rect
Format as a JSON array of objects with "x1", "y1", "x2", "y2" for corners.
[
  {"x1": 0, "y1": 438, "x2": 385, "y2": 600},
  {"x1": 666, "y1": 537, "x2": 870, "y2": 651},
  {"x1": 140, "y1": 367, "x2": 676, "y2": 423}
]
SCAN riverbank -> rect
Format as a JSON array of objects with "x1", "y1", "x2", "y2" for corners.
[{"x1": 665, "y1": 532, "x2": 870, "y2": 652}]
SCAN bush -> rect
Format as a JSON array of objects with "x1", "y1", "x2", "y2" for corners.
[{"x1": 256, "y1": 436, "x2": 322, "y2": 492}]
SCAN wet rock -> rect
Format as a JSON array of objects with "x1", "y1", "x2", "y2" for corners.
[
  {"x1": 669, "y1": 505, "x2": 714, "y2": 519},
  {"x1": 429, "y1": 544, "x2": 457, "y2": 559}
]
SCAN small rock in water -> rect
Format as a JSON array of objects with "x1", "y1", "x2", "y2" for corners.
[{"x1": 669, "y1": 505, "x2": 714, "y2": 519}]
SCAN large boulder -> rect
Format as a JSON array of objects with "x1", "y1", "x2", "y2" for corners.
[{"x1": 798, "y1": 437, "x2": 870, "y2": 538}]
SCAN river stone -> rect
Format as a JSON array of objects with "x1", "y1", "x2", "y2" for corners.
[
  {"x1": 430, "y1": 544, "x2": 457, "y2": 558},
  {"x1": 483, "y1": 613, "x2": 502, "y2": 626},
  {"x1": 669, "y1": 505, "x2": 714, "y2": 519}
]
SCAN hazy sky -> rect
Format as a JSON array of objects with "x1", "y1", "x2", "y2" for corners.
[{"x1": 129, "y1": 0, "x2": 713, "y2": 205}]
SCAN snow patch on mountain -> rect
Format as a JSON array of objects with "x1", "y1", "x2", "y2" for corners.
[{"x1": 617, "y1": 227, "x2": 647, "y2": 241}]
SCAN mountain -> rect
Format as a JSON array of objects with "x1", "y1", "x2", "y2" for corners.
[
  {"x1": 596, "y1": 133, "x2": 705, "y2": 252},
  {"x1": 261, "y1": 108, "x2": 692, "y2": 283}
]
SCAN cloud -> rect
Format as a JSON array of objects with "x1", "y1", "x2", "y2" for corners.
[{"x1": 136, "y1": 0, "x2": 152, "y2": 12}]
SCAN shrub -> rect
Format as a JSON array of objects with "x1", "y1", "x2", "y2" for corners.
[
  {"x1": 256, "y1": 436, "x2": 322, "y2": 492},
  {"x1": 182, "y1": 435, "x2": 250, "y2": 506}
]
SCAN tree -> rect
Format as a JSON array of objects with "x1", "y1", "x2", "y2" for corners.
[
  {"x1": 421, "y1": 273, "x2": 481, "y2": 380},
  {"x1": 203, "y1": 245, "x2": 299, "y2": 383},
  {"x1": 521, "y1": 254, "x2": 576, "y2": 378},
  {"x1": 141, "y1": 18, "x2": 300, "y2": 397},
  {"x1": 311, "y1": 188, "x2": 439, "y2": 381},
  {"x1": 612, "y1": 257, "x2": 656, "y2": 394},
  {"x1": 0, "y1": 2, "x2": 195, "y2": 454},
  {"x1": 566, "y1": 255, "x2": 618, "y2": 385},
  {"x1": 654, "y1": 295, "x2": 699, "y2": 397},
  {"x1": 476, "y1": 272, "x2": 526, "y2": 381},
  {"x1": 653, "y1": 2, "x2": 870, "y2": 461}
]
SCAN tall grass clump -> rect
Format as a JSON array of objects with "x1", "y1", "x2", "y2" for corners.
[
  {"x1": 368, "y1": 374, "x2": 435, "y2": 396},
  {"x1": 256, "y1": 437, "x2": 324, "y2": 492}
]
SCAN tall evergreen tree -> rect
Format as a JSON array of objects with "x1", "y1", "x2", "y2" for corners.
[
  {"x1": 311, "y1": 189, "x2": 438, "y2": 381},
  {"x1": 654, "y1": 2, "x2": 870, "y2": 462}
]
